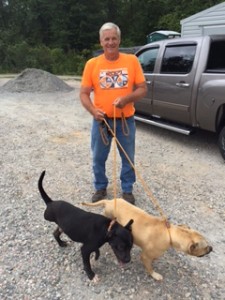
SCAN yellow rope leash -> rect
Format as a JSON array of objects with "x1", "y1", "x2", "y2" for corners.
[
  {"x1": 113, "y1": 106, "x2": 117, "y2": 214},
  {"x1": 103, "y1": 117, "x2": 167, "y2": 221}
]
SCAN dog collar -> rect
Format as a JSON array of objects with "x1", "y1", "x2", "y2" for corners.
[{"x1": 107, "y1": 218, "x2": 117, "y2": 232}]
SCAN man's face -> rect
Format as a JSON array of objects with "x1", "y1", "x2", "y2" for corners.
[{"x1": 100, "y1": 28, "x2": 120, "y2": 57}]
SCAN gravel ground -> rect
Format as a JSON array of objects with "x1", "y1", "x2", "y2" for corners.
[{"x1": 0, "y1": 75, "x2": 225, "y2": 300}]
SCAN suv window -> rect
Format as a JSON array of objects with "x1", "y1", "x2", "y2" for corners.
[
  {"x1": 161, "y1": 44, "x2": 196, "y2": 74},
  {"x1": 137, "y1": 47, "x2": 159, "y2": 73}
]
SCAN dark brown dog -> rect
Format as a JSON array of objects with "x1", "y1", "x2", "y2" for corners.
[{"x1": 38, "y1": 171, "x2": 133, "y2": 281}]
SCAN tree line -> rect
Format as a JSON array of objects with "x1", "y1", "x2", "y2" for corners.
[{"x1": 0, "y1": 0, "x2": 223, "y2": 74}]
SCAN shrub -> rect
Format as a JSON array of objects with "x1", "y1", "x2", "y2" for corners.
[{"x1": 0, "y1": 43, "x2": 90, "y2": 75}]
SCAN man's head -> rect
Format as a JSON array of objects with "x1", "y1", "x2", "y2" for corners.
[
  {"x1": 99, "y1": 22, "x2": 121, "y2": 39},
  {"x1": 99, "y1": 22, "x2": 121, "y2": 60}
]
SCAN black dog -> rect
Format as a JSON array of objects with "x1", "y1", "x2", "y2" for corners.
[{"x1": 38, "y1": 171, "x2": 133, "y2": 281}]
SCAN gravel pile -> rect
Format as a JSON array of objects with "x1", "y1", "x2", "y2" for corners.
[
  {"x1": 0, "y1": 69, "x2": 74, "y2": 93},
  {"x1": 0, "y1": 75, "x2": 224, "y2": 299}
]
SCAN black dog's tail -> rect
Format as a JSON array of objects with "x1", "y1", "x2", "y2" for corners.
[{"x1": 38, "y1": 170, "x2": 53, "y2": 205}]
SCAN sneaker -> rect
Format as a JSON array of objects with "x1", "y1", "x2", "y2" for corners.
[
  {"x1": 92, "y1": 189, "x2": 107, "y2": 203},
  {"x1": 122, "y1": 193, "x2": 135, "y2": 205}
]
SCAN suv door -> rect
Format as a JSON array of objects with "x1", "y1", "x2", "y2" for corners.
[
  {"x1": 135, "y1": 46, "x2": 159, "y2": 116},
  {"x1": 153, "y1": 43, "x2": 197, "y2": 124}
]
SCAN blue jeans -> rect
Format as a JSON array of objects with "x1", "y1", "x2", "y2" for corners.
[{"x1": 91, "y1": 116, "x2": 136, "y2": 193}]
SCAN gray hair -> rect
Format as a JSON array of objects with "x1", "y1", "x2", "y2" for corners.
[{"x1": 99, "y1": 22, "x2": 121, "y2": 39}]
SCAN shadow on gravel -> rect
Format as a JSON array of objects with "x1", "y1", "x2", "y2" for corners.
[{"x1": 136, "y1": 121, "x2": 220, "y2": 158}]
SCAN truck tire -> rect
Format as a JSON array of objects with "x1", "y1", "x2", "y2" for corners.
[{"x1": 218, "y1": 126, "x2": 225, "y2": 160}]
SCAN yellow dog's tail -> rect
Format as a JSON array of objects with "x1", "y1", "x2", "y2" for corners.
[{"x1": 82, "y1": 200, "x2": 108, "y2": 208}]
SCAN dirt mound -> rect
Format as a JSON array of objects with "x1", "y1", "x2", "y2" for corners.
[{"x1": 0, "y1": 68, "x2": 74, "y2": 93}]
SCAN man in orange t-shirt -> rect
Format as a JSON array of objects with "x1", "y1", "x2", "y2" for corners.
[{"x1": 80, "y1": 22, "x2": 147, "y2": 204}]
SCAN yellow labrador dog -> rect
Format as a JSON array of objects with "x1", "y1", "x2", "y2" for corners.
[{"x1": 83, "y1": 198, "x2": 212, "y2": 281}]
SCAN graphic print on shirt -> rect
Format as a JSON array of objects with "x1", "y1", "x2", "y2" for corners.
[{"x1": 99, "y1": 68, "x2": 128, "y2": 89}]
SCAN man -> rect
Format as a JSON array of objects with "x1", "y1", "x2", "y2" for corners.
[{"x1": 80, "y1": 22, "x2": 147, "y2": 204}]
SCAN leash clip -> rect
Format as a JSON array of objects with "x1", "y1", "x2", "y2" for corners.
[{"x1": 165, "y1": 218, "x2": 171, "y2": 228}]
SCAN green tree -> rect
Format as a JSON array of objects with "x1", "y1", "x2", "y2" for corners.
[{"x1": 0, "y1": 0, "x2": 224, "y2": 73}]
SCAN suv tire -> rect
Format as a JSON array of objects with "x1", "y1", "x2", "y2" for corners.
[{"x1": 218, "y1": 125, "x2": 225, "y2": 160}]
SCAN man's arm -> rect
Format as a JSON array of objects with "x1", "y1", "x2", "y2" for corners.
[
  {"x1": 113, "y1": 81, "x2": 147, "y2": 109},
  {"x1": 80, "y1": 86, "x2": 105, "y2": 121}
]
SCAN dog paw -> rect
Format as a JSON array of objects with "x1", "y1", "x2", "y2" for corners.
[
  {"x1": 151, "y1": 271, "x2": 163, "y2": 281},
  {"x1": 92, "y1": 274, "x2": 100, "y2": 283},
  {"x1": 59, "y1": 241, "x2": 67, "y2": 247}
]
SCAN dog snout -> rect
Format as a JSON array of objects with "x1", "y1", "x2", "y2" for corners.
[
  {"x1": 122, "y1": 256, "x2": 131, "y2": 264},
  {"x1": 119, "y1": 257, "x2": 131, "y2": 265},
  {"x1": 208, "y1": 246, "x2": 213, "y2": 253},
  {"x1": 198, "y1": 245, "x2": 213, "y2": 257},
  {"x1": 115, "y1": 251, "x2": 131, "y2": 264}
]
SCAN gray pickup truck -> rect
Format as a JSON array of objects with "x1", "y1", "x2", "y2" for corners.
[{"x1": 134, "y1": 35, "x2": 225, "y2": 160}]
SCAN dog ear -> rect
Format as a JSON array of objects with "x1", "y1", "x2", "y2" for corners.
[{"x1": 124, "y1": 219, "x2": 134, "y2": 231}]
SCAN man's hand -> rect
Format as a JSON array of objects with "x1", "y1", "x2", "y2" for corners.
[
  {"x1": 113, "y1": 82, "x2": 147, "y2": 109},
  {"x1": 93, "y1": 109, "x2": 106, "y2": 121},
  {"x1": 113, "y1": 97, "x2": 127, "y2": 108}
]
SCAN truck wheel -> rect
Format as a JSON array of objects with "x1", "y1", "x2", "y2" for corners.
[{"x1": 218, "y1": 126, "x2": 225, "y2": 160}]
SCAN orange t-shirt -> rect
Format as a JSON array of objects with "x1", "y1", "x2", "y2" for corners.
[{"x1": 81, "y1": 53, "x2": 145, "y2": 118}]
